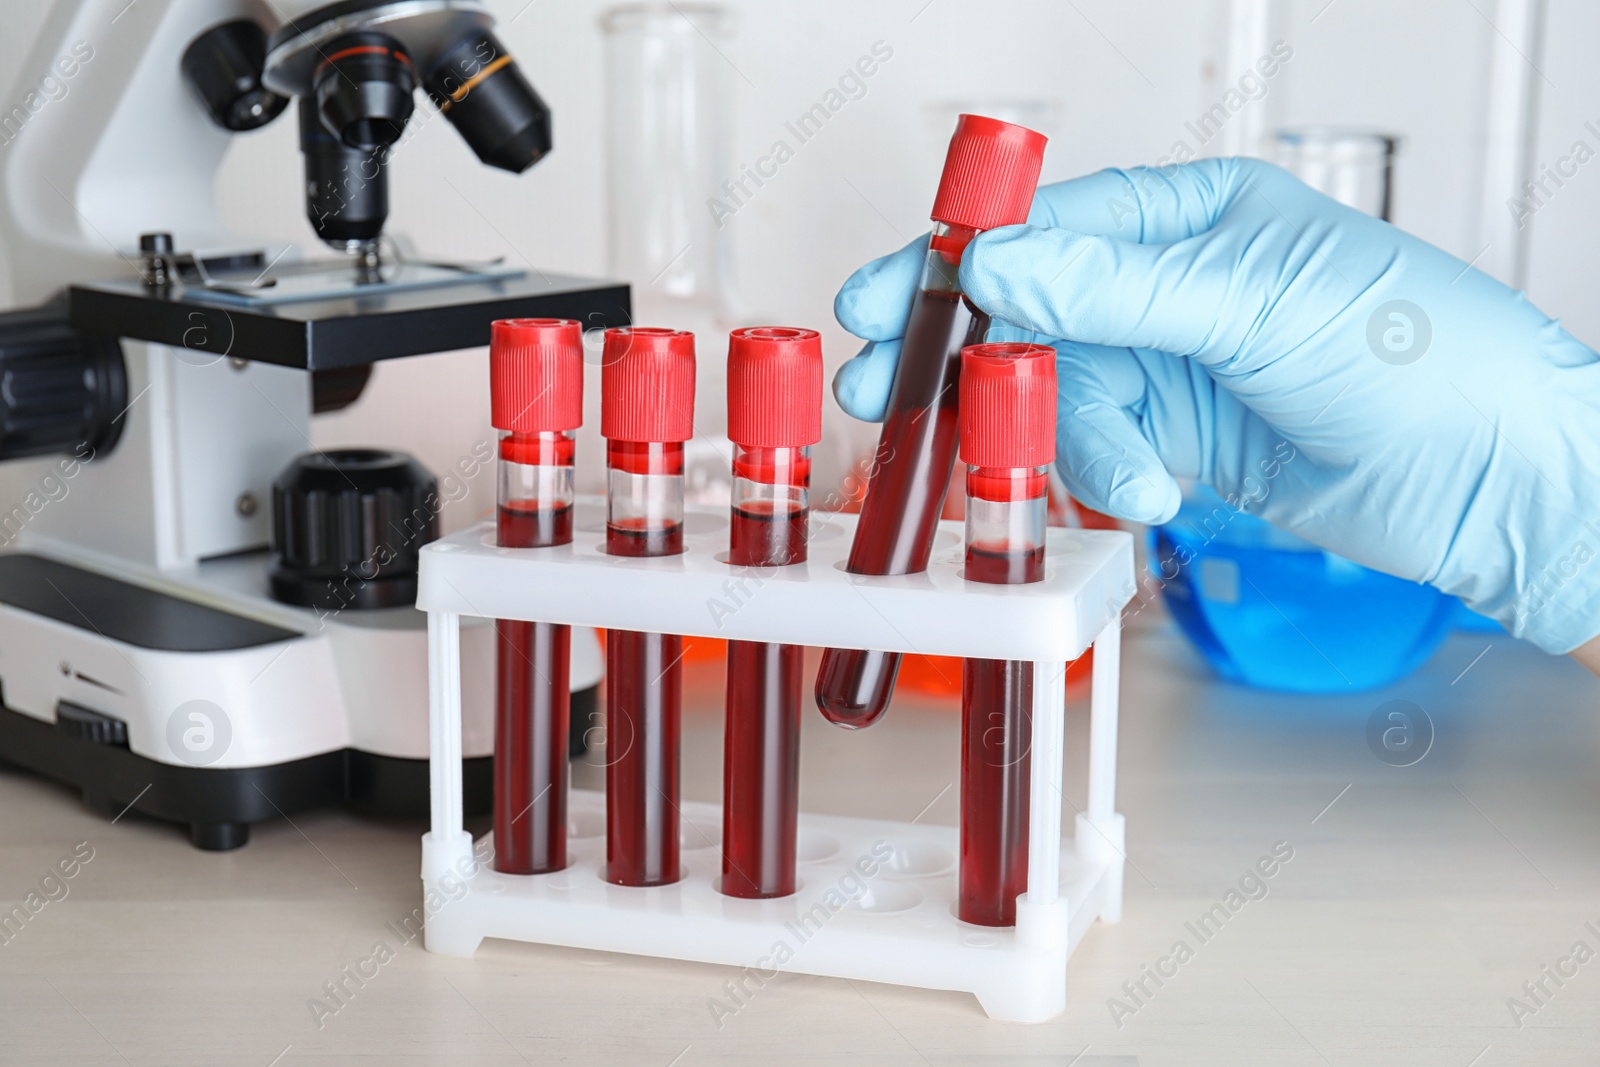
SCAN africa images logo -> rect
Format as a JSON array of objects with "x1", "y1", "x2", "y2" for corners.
[
  {"x1": 1366, "y1": 300, "x2": 1432, "y2": 366},
  {"x1": 166, "y1": 700, "x2": 232, "y2": 767}
]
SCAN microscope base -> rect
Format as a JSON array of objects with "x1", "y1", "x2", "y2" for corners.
[
  {"x1": 0, "y1": 696, "x2": 595, "y2": 850},
  {"x1": 0, "y1": 547, "x2": 603, "y2": 850},
  {"x1": 0, "y1": 703, "x2": 507, "y2": 849}
]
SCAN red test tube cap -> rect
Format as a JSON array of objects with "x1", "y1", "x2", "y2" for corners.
[
  {"x1": 726, "y1": 327, "x2": 823, "y2": 448},
  {"x1": 930, "y1": 114, "x2": 1048, "y2": 232},
  {"x1": 490, "y1": 318, "x2": 583, "y2": 433},
  {"x1": 959, "y1": 342, "x2": 1057, "y2": 469},
  {"x1": 601, "y1": 327, "x2": 697, "y2": 442}
]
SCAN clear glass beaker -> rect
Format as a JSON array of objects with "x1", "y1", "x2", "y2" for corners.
[
  {"x1": 1271, "y1": 128, "x2": 1398, "y2": 220},
  {"x1": 599, "y1": 5, "x2": 736, "y2": 508},
  {"x1": 600, "y1": 4, "x2": 733, "y2": 309}
]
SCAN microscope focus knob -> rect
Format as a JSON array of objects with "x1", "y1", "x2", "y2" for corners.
[
  {"x1": 269, "y1": 449, "x2": 438, "y2": 611},
  {"x1": 0, "y1": 302, "x2": 127, "y2": 463},
  {"x1": 181, "y1": 19, "x2": 289, "y2": 132}
]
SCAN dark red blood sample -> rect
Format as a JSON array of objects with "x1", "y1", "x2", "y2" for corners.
[
  {"x1": 606, "y1": 520, "x2": 684, "y2": 558},
  {"x1": 605, "y1": 629, "x2": 682, "y2": 886},
  {"x1": 961, "y1": 540, "x2": 1042, "y2": 924},
  {"x1": 722, "y1": 640, "x2": 803, "y2": 898},
  {"x1": 603, "y1": 487, "x2": 684, "y2": 885},
  {"x1": 816, "y1": 288, "x2": 989, "y2": 728},
  {"x1": 494, "y1": 502, "x2": 572, "y2": 876},
  {"x1": 498, "y1": 500, "x2": 573, "y2": 549},
  {"x1": 812, "y1": 651, "x2": 901, "y2": 730},
  {"x1": 494, "y1": 618, "x2": 569, "y2": 874},
  {"x1": 723, "y1": 502, "x2": 806, "y2": 899},
  {"x1": 729, "y1": 504, "x2": 807, "y2": 568},
  {"x1": 965, "y1": 543, "x2": 1045, "y2": 585},
  {"x1": 960, "y1": 657, "x2": 1032, "y2": 926}
]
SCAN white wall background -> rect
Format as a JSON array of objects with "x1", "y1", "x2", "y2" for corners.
[{"x1": 1, "y1": 0, "x2": 1594, "y2": 532}]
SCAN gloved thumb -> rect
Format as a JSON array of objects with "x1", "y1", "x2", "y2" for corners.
[
  {"x1": 961, "y1": 224, "x2": 1225, "y2": 357},
  {"x1": 832, "y1": 337, "x2": 900, "y2": 423}
]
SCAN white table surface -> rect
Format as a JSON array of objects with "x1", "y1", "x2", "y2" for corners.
[{"x1": 1, "y1": 621, "x2": 1597, "y2": 1066}]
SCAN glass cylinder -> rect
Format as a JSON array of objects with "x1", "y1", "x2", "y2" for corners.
[
  {"x1": 600, "y1": 4, "x2": 733, "y2": 308},
  {"x1": 1272, "y1": 128, "x2": 1398, "y2": 221},
  {"x1": 600, "y1": 6, "x2": 736, "y2": 506}
]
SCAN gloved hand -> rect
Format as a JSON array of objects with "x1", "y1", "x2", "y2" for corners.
[{"x1": 833, "y1": 158, "x2": 1600, "y2": 654}]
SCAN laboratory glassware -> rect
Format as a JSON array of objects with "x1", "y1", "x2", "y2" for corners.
[
  {"x1": 600, "y1": 4, "x2": 732, "y2": 307},
  {"x1": 1152, "y1": 486, "x2": 1458, "y2": 692},
  {"x1": 1272, "y1": 128, "x2": 1397, "y2": 221}
]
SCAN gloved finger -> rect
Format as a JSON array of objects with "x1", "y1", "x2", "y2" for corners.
[
  {"x1": 980, "y1": 317, "x2": 1049, "y2": 346},
  {"x1": 834, "y1": 161, "x2": 1256, "y2": 342},
  {"x1": 1029, "y1": 160, "x2": 1241, "y2": 243},
  {"x1": 832, "y1": 337, "x2": 901, "y2": 423},
  {"x1": 962, "y1": 224, "x2": 1225, "y2": 358},
  {"x1": 1052, "y1": 342, "x2": 1182, "y2": 524},
  {"x1": 831, "y1": 319, "x2": 1053, "y2": 424},
  {"x1": 834, "y1": 235, "x2": 929, "y2": 342}
]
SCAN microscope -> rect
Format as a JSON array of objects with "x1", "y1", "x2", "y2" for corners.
[{"x1": 0, "y1": 0, "x2": 624, "y2": 849}]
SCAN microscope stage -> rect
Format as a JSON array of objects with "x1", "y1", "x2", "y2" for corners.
[
  {"x1": 68, "y1": 269, "x2": 630, "y2": 370},
  {"x1": 175, "y1": 260, "x2": 531, "y2": 307}
]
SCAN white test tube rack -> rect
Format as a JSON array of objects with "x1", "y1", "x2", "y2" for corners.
[{"x1": 418, "y1": 502, "x2": 1133, "y2": 1023}]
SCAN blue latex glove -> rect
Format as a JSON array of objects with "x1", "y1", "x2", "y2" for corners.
[{"x1": 833, "y1": 159, "x2": 1600, "y2": 654}]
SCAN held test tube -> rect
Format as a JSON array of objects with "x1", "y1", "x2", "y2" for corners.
[
  {"x1": 491, "y1": 318, "x2": 582, "y2": 875},
  {"x1": 721, "y1": 327, "x2": 823, "y2": 899},
  {"x1": 602, "y1": 327, "x2": 696, "y2": 887},
  {"x1": 957, "y1": 342, "x2": 1056, "y2": 926},
  {"x1": 815, "y1": 114, "x2": 1047, "y2": 729}
]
